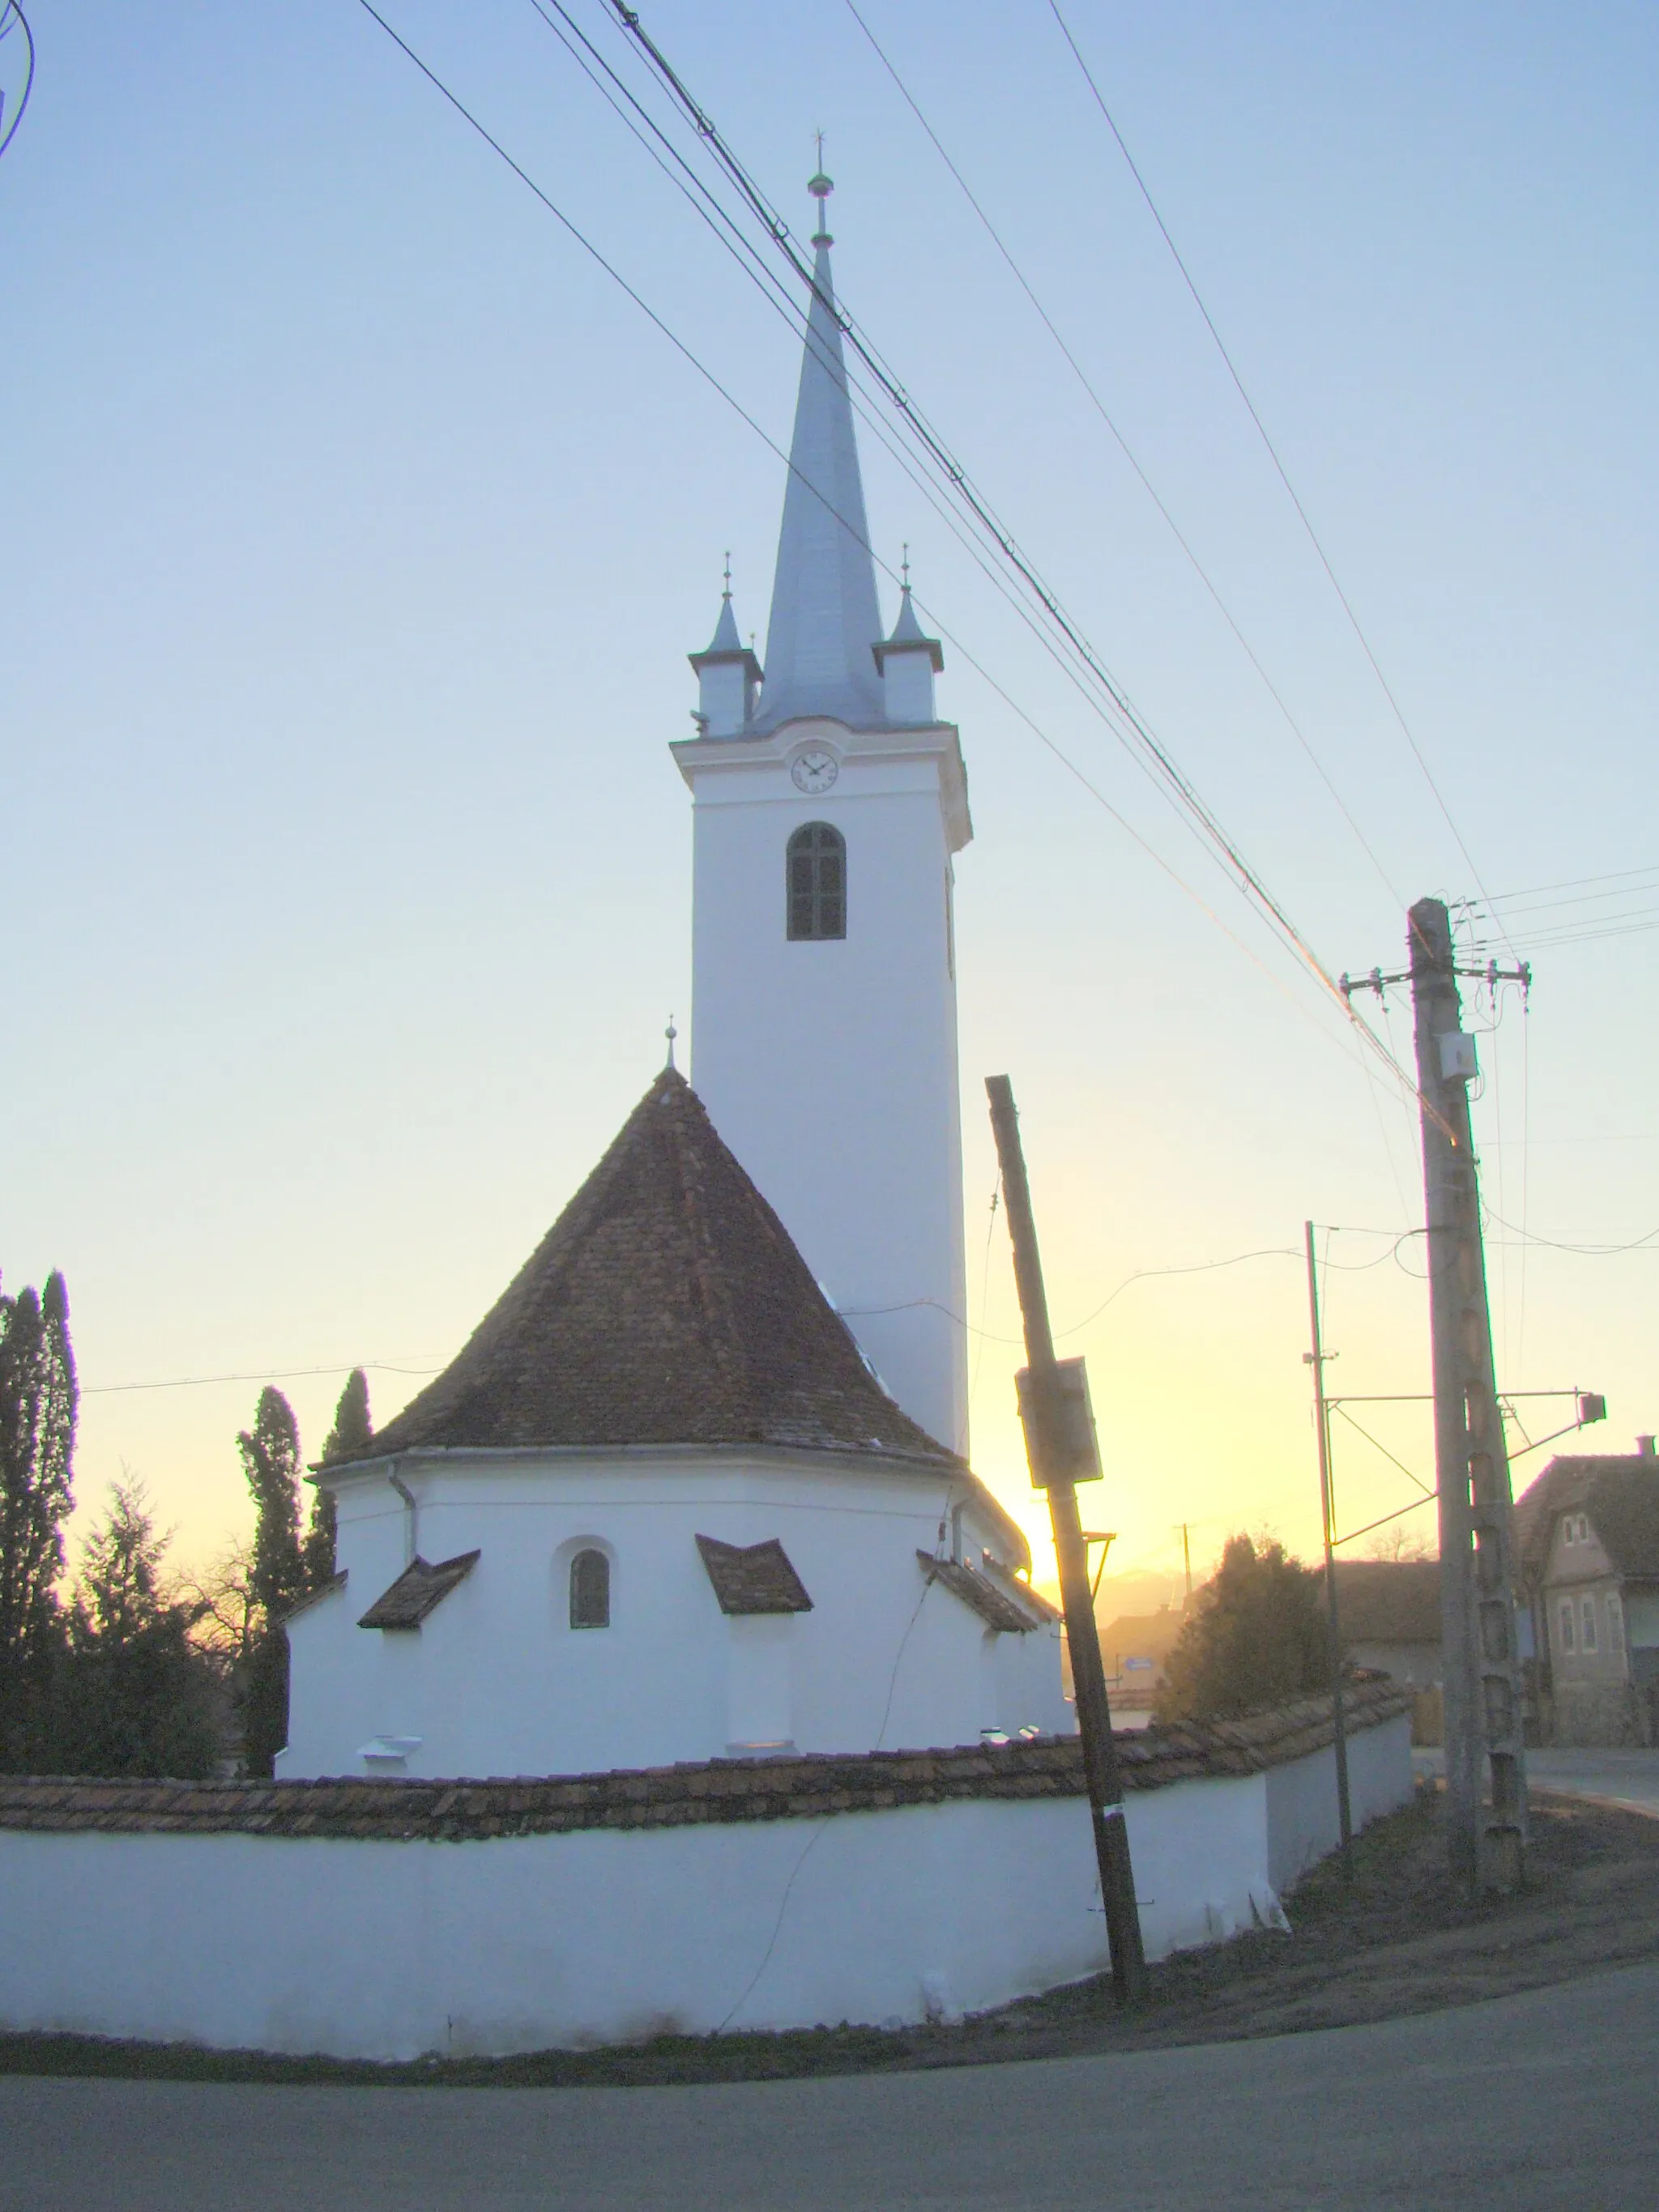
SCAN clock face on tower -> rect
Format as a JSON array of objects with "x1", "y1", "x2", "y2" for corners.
[{"x1": 791, "y1": 749, "x2": 839, "y2": 795}]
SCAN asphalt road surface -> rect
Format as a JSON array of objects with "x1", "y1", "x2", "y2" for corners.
[
  {"x1": 1415, "y1": 1743, "x2": 1659, "y2": 1817},
  {"x1": 5, "y1": 1958, "x2": 1657, "y2": 2211}
]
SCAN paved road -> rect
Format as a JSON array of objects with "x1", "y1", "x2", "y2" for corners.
[
  {"x1": 5, "y1": 1960, "x2": 1658, "y2": 2211},
  {"x1": 1414, "y1": 1743, "x2": 1659, "y2": 1815}
]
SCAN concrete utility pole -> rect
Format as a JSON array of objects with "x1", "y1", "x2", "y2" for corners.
[
  {"x1": 986, "y1": 1076, "x2": 1148, "y2": 2005},
  {"x1": 1410, "y1": 900, "x2": 1529, "y2": 1894},
  {"x1": 1304, "y1": 1222, "x2": 1353, "y2": 1877},
  {"x1": 1345, "y1": 900, "x2": 1530, "y2": 1894}
]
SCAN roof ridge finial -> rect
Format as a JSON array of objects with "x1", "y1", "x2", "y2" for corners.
[
  {"x1": 808, "y1": 136, "x2": 834, "y2": 248},
  {"x1": 665, "y1": 1016, "x2": 678, "y2": 1071}
]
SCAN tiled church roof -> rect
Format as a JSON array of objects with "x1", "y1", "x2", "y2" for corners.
[{"x1": 340, "y1": 1070, "x2": 962, "y2": 1472}]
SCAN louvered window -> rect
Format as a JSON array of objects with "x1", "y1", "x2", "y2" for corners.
[
  {"x1": 787, "y1": 822, "x2": 846, "y2": 941},
  {"x1": 569, "y1": 1548, "x2": 611, "y2": 1630}
]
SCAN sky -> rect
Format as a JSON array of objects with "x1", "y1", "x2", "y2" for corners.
[{"x1": 3, "y1": 1, "x2": 1656, "y2": 1598}]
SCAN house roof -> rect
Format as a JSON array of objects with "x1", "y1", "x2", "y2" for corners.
[
  {"x1": 1097, "y1": 1608, "x2": 1188, "y2": 1664},
  {"x1": 1330, "y1": 1560, "x2": 1442, "y2": 1644},
  {"x1": 1514, "y1": 1455, "x2": 1659, "y2": 1583},
  {"x1": 697, "y1": 1536, "x2": 813, "y2": 1616},
  {"x1": 339, "y1": 1070, "x2": 962, "y2": 1475},
  {"x1": 357, "y1": 1551, "x2": 480, "y2": 1630}
]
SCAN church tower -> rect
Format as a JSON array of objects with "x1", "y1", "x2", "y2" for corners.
[{"x1": 672, "y1": 174, "x2": 971, "y2": 1455}]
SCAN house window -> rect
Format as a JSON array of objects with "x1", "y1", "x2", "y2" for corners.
[
  {"x1": 569, "y1": 1548, "x2": 611, "y2": 1630},
  {"x1": 1562, "y1": 1518, "x2": 1576, "y2": 1546},
  {"x1": 1581, "y1": 1596, "x2": 1597, "y2": 1654},
  {"x1": 1608, "y1": 1590, "x2": 1624, "y2": 1653},
  {"x1": 1559, "y1": 1599, "x2": 1575, "y2": 1654},
  {"x1": 787, "y1": 822, "x2": 846, "y2": 941}
]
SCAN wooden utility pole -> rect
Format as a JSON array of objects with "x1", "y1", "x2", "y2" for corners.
[
  {"x1": 1303, "y1": 1221, "x2": 1353, "y2": 1875},
  {"x1": 1407, "y1": 898, "x2": 1529, "y2": 1894},
  {"x1": 986, "y1": 1076, "x2": 1147, "y2": 2004}
]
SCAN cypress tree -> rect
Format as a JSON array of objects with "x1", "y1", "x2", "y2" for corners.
[
  {"x1": 306, "y1": 1368, "x2": 372, "y2": 1587},
  {"x1": 237, "y1": 1387, "x2": 305, "y2": 1775},
  {"x1": 0, "y1": 1271, "x2": 77, "y2": 1771}
]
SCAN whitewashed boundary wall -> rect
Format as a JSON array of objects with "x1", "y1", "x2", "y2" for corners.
[{"x1": 0, "y1": 1692, "x2": 1411, "y2": 2061}]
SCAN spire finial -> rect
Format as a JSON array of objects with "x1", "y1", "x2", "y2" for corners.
[
  {"x1": 808, "y1": 139, "x2": 834, "y2": 247},
  {"x1": 665, "y1": 1016, "x2": 678, "y2": 1071},
  {"x1": 722, "y1": 549, "x2": 732, "y2": 600},
  {"x1": 901, "y1": 541, "x2": 911, "y2": 591}
]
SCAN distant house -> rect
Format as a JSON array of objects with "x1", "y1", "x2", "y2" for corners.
[
  {"x1": 1514, "y1": 1443, "x2": 1659, "y2": 1746},
  {"x1": 1330, "y1": 1560, "x2": 1442, "y2": 1690},
  {"x1": 1098, "y1": 1605, "x2": 1188, "y2": 1698}
]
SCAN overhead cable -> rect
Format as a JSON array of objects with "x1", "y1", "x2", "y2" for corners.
[
  {"x1": 842, "y1": 0, "x2": 1401, "y2": 908},
  {"x1": 1043, "y1": 0, "x2": 1513, "y2": 957}
]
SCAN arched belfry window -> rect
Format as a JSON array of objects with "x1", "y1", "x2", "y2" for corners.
[
  {"x1": 569, "y1": 1548, "x2": 611, "y2": 1630},
  {"x1": 787, "y1": 822, "x2": 846, "y2": 941}
]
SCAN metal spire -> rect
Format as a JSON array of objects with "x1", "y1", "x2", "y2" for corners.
[{"x1": 752, "y1": 164, "x2": 884, "y2": 733}]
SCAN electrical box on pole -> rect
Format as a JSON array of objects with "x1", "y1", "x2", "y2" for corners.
[{"x1": 986, "y1": 1075, "x2": 1147, "y2": 2005}]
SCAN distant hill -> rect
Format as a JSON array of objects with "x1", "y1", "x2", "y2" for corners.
[{"x1": 1034, "y1": 1567, "x2": 1191, "y2": 1618}]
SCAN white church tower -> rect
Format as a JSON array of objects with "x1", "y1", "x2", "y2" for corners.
[{"x1": 673, "y1": 173, "x2": 971, "y2": 1455}]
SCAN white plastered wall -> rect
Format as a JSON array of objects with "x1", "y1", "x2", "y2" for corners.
[
  {"x1": 680, "y1": 718, "x2": 970, "y2": 1457},
  {"x1": 0, "y1": 1716, "x2": 1410, "y2": 2061},
  {"x1": 281, "y1": 1449, "x2": 1068, "y2": 1779}
]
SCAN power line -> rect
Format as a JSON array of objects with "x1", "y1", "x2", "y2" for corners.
[
  {"x1": 1479, "y1": 862, "x2": 1659, "y2": 906},
  {"x1": 83, "y1": 1361, "x2": 441, "y2": 1397},
  {"x1": 1044, "y1": 0, "x2": 1512, "y2": 957},
  {"x1": 1481, "y1": 1208, "x2": 1659, "y2": 1258},
  {"x1": 842, "y1": 0, "x2": 1401, "y2": 909}
]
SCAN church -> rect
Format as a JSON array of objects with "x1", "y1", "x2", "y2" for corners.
[
  {"x1": 278, "y1": 173, "x2": 1071, "y2": 1782},
  {"x1": 0, "y1": 179, "x2": 1414, "y2": 2059}
]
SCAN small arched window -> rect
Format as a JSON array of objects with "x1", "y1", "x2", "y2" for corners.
[
  {"x1": 787, "y1": 822, "x2": 846, "y2": 941},
  {"x1": 569, "y1": 1548, "x2": 611, "y2": 1630}
]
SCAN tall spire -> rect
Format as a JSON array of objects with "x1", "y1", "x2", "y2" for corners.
[{"x1": 753, "y1": 168, "x2": 885, "y2": 734}]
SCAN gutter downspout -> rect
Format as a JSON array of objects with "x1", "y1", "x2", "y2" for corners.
[{"x1": 387, "y1": 1464, "x2": 417, "y2": 1566}]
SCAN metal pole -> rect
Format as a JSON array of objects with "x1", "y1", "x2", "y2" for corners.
[
  {"x1": 986, "y1": 1075, "x2": 1148, "y2": 2005},
  {"x1": 1304, "y1": 1221, "x2": 1353, "y2": 1874},
  {"x1": 1408, "y1": 898, "x2": 1529, "y2": 1895},
  {"x1": 1181, "y1": 1522, "x2": 1192, "y2": 1609}
]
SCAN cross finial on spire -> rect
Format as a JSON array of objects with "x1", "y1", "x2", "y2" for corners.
[
  {"x1": 722, "y1": 550, "x2": 731, "y2": 600},
  {"x1": 901, "y1": 541, "x2": 911, "y2": 590},
  {"x1": 665, "y1": 1016, "x2": 678, "y2": 1071}
]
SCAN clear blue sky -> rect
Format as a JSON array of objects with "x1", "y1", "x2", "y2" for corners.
[{"x1": 4, "y1": 1, "x2": 1656, "y2": 1591}]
